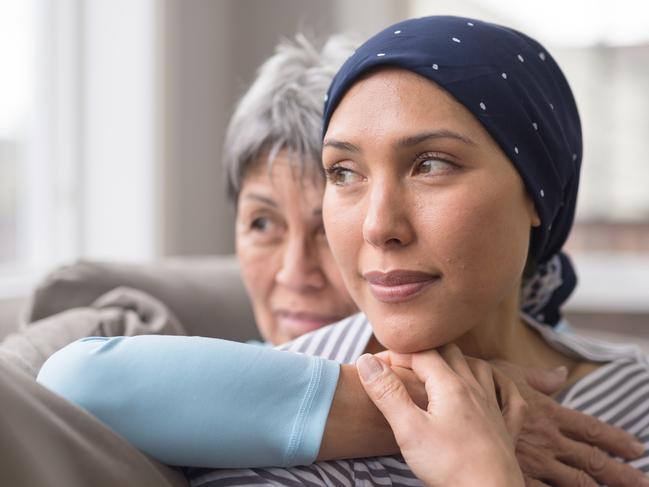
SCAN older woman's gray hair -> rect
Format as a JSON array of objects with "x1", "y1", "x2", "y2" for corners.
[{"x1": 223, "y1": 33, "x2": 358, "y2": 202}]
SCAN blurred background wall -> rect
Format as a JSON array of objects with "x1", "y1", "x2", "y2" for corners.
[
  {"x1": 161, "y1": 0, "x2": 408, "y2": 256},
  {"x1": 0, "y1": 0, "x2": 648, "y2": 338}
]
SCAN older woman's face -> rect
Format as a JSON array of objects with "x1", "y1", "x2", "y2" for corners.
[
  {"x1": 236, "y1": 150, "x2": 358, "y2": 344},
  {"x1": 322, "y1": 68, "x2": 540, "y2": 353}
]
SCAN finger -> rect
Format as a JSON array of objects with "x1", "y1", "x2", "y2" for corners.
[
  {"x1": 525, "y1": 478, "x2": 551, "y2": 487},
  {"x1": 374, "y1": 350, "x2": 392, "y2": 364},
  {"x1": 467, "y1": 357, "x2": 498, "y2": 406},
  {"x1": 407, "y1": 349, "x2": 458, "y2": 389},
  {"x1": 378, "y1": 351, "x2": 415, "y2": 370},
  {"x1": 541, "y1": 461, "x2": 599, "y2": 487},
  {"x1": 438, "y1": 344, "x2": 477, "y2": 386},
  {"x1": 384, "y1": 348, "x2": 457, "y2": 382},
  {"x1": 556, "y1": 436, "x2": 649, "y2": 487},
  {"x1": 493, "y1": 367, "x2": 528, "y2": 441},
  {"x1": 555, "y1": 406, "x2": 645, "y2": 460},
  {"x1": 523, "y1": 365, "x2": 568, "y2": 395},
  {"x1": 357, "y1": 354, "x2": 423, "y2": 433}
]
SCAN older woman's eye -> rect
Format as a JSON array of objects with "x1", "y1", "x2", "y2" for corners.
[
  {"x1": 247, "y1": 215, "x2": 284, "y2": 243},
  {"x1": 250, "y1": 216, "x2": 273, "y2": 232},
  {"x1": 414, "y1": 156, "x2": 457, "y2": 176},
  {"x1": 325, "y1": 165, "x2": 362, "y2": 186}
]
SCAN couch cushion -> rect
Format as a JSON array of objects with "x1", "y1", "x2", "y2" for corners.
[{"x1": 27, "y1": 255, "x2": 259, "y2": 342}]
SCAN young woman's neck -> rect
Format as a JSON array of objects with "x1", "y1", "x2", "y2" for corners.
[{"x1": 453, "y1": 288, "x2": 576, "y2": 372}]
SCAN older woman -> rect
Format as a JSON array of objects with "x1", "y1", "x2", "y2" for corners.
[
  {"x1": 38, "y1": 24, "x2": 647, "y2": 487},
  {"x1": 224, "y1": 34, "x2": 358, "y2": 344}
]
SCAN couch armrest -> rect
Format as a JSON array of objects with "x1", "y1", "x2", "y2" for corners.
[{"x1": 26, "y1": 255, "x2": 259, "y2": 342}]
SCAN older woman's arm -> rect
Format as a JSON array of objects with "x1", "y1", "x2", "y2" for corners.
[{"x1": 37, "y1": 335, "x2": 340, "y2": 468}]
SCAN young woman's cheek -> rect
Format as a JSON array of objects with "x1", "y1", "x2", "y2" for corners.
[
  {"x1": 322, "y1": 189, "x2": 362, "y2": 288},
  {"x1": 435, "y1": 181, "x2": 531, "y2": 304}
]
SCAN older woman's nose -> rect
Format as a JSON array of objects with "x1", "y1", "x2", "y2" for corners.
[
  {"x1": 275, "y1": 236, "x2": 326, "y2": 291},
  {"x1": 362, "y1": 182, "x2": 415, "y2": 249}
]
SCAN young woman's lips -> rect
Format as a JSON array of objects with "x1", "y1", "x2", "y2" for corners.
[
  {"x1": 275, "y1": 311, "x2": 342, "y2": 334},
  {"x1": 363, "y1": 270, "x2": 440, "y2": 303}
]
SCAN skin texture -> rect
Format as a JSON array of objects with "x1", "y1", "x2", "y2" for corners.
[{"x1": 235, "y1": 151, "x2": 357, "y2": 345}]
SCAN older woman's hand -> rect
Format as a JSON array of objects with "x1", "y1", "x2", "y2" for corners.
[
  {"x1": 491, "y1": 359, "x2": 648, "y2": 487},
  {"x1": 357, "y1": 344, "x2": 526, "y2": 487}
]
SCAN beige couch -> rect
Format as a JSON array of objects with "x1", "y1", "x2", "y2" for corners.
[{"x1": 26, "y1": 255, "x2": 259, "y2": 342}]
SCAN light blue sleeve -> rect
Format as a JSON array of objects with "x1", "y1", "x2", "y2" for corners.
[{"x1": 36, "y1": 335, "x2": 340, "y2": 468}]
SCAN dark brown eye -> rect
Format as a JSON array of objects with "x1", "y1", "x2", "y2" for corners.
[
  {"x1": 414, "y1": 156, "x2": 457, "y2": 176},
  {"x1": 325, "y1": 165, "x2": 362, "y2": 186},
  {"x1": 251, "y1": 217, "x2": 272, "y2": 231}
]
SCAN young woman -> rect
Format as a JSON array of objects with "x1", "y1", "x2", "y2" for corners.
[{"x1": 38, "y1": 20, "x2": 648, "y2": 486}]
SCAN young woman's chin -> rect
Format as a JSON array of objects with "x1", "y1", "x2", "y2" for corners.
[{"x1": 367, "y1": 307, "x2": 475, "y2": 354}]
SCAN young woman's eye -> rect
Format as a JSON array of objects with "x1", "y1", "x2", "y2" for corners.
[
  {"x1": 325, "y1": 165, "x2": 362, "y2": 186},
  {"x1": 413, "y1": 155, "x2": 458, "y2": 176}
]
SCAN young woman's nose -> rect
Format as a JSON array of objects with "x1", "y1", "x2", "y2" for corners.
[
  {"x1": 275, "y1": 234, "x2": 326, "y2": 291},
  {"x1": 362, "y1": 180, "x2": 415, "y2": 249}
]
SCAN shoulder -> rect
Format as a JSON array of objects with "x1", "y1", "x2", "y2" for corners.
[{"x1": 275, "y1": 313, "x2": 372, "y2": 363}]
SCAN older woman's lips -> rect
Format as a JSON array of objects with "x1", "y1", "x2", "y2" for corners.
[
  {"x1": 363, "y1": 270, "x2": 440, "y2": 303},
  {"x1": 275, "y1": 311, "x2": 342, "y2": 334}
]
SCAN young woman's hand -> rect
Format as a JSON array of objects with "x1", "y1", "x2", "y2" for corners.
[{"x1": 357, "y1": 344, "x2": 526, "y2": 487}]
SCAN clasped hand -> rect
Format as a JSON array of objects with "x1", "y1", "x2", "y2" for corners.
[{"x1": 357, "y1": 344, "x2": 647, "y2": 487}]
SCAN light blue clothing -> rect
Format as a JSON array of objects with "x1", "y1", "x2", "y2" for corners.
[{"x1": 36, "y1": 335, "x2": 340, "y2": 468}]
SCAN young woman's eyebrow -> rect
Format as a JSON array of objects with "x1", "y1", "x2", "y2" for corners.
[
  {"x1": 322, "y1": 139, "x2": 361, "y2": 153},
  {"x1": 396, "y1": 130, "x2": 476, "y2": 148},
  {"x1": 323, "y1": 130, "x2": 474, "y2": 153},
  {"x1": 243, "y1": 193, "x2": 278, "y2": 208}
]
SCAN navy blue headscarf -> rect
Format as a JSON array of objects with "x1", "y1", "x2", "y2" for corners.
[{"x1": 322, "y1": 16, "x2": 582, "y2": 326}]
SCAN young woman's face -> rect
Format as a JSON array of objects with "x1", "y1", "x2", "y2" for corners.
[
  {"x1": 322, "y1": 68, "x2": 540, "y2": 353},
  {"x1": 236, "y1": 150, "x2": 358, "y2": 345}
]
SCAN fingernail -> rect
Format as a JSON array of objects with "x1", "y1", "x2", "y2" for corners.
[
  {"x1": 357, "y1": 354, "x2": 384, "y2": 382},
  {"x1": 553, "y1": 366, "x2": 568, "y2": 380},
  {"x1": 631, "y1": 440, "x2": 645, "y2": 456}
]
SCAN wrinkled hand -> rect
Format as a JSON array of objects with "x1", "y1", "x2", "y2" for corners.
[
  {"x1": 357, "y1": 344, "x2": 526, "y2": 487},
  {"x1": 492, "y1": 359, "x2": 648, "y2": 487}
]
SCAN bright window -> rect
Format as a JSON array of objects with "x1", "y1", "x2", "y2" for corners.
[
  {"x1": 0, "y1": 0, "x2": 80, "y2": 296},
  {"x1": 0, "y1": 0, "x2": 160, "y2": 297}
]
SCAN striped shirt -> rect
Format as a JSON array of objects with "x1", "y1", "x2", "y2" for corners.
[{"x1": 189, "y1": 313, "x2": 649, "y2": 486}]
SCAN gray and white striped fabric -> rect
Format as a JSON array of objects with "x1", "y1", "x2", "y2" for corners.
[
  {"x1": 556, "y1": 359, "x2": 649, "y2": 473},
  {"x1": 189, "y1": 313, "x2": 649, "y2": 485}
]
